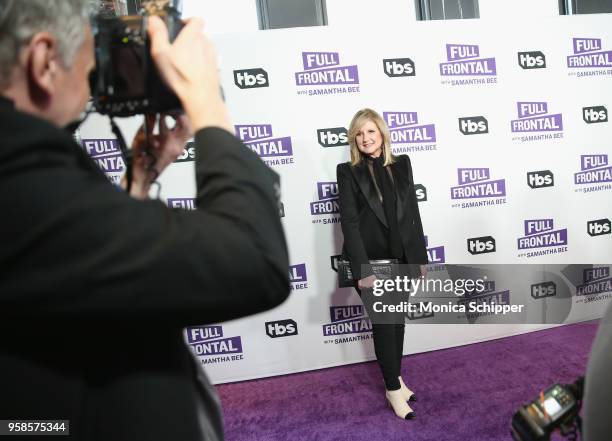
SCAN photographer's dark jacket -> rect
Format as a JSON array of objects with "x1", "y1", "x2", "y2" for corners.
[
  {"x1": 0, "y1": 96, "x2": 290, "y2": 441},
  {"x1": 337, "y1": 155, "x2": 428, "y2": 281}
]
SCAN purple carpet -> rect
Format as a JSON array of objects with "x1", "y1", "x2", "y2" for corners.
[{"x1": 216, "y1": 322, "x2": 598, "y2": 441}]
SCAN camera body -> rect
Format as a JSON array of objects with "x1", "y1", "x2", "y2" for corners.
[
  {"x1": 511, "y1": 378, "x2": 583, "y2": 441},
  {"x1": 90, "y1": 1, "x2": 183, "y2": 117}
]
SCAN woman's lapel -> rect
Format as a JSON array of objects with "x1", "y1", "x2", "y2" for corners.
[{"x1": 349, "y1": 162, "x2": 388, "y2": 227}]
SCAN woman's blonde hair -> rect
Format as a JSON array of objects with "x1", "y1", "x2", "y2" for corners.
[{"x1": 347, "y1": 108, "x2": 396, "y2": 167}]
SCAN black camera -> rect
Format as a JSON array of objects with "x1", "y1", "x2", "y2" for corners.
[
  {"x1": 89, "y1": 0, "x2": 183, "y2": 117},
  {"x1": 511, "y1": 377, "x2": 584, "y2": 441}
]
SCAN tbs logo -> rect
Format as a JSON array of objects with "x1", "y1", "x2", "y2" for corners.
[
  {"x1": 233, "y1": 68, "x2": 269, "y2": 89},
  {"x1": 459, "y1": 116, "x2": 488, "y2": 135},
  {"x1": 174, "y1": 142, "x2": 196, "y2": 163},
  {"x1": 406, "y1": 303, "x2": 434, "y2": 320},
  {"x1": 467, "y1": 236, "x2": 496, "y2": 255},
  {"x1": 383, "y1": 58, "x2": 415, "y2": 77},
  {"x1": 518, "y1": 51, "x2": 546, "y2": 69},
  {"x1": 587, "y1": 218, "x2": 611, "y2": 236},
  {"x1": 527, "y1": 170, "x2": 554, "y2": 189},
  {"x1": 265, "y1": 320, "x2": 298, "y2": 338},
  {"x1": 583, "y1": 106, "x2": 608, "y2": 124},
  {"x1": 317, "y1": 127, "x2": 348, "y2": 147},
  {"x1": 531, "y1": 281, "x2": 556, "y2": 299},
  {"x1": 415, "y1": 184, "x2": 427, "y2": 202}
]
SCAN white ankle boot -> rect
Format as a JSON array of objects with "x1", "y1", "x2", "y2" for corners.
[
  {"x1": 386, "y1": 389, "x2": 415, "y2": 420},
  {"x1": 398, "y1": 376, "x2": 416, "y2": 402}
]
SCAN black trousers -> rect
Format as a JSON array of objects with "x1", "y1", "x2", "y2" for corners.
[
  {"x1": 359, "y1": 263, "x2": 417, "y2": 390},
  {"x1": 371, "y1": 323, "x2": 405, "y2": 390}
]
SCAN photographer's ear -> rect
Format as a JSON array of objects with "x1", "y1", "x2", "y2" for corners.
[{"x1": 26, "y1": 32, "x2": 61, "y2": 102}]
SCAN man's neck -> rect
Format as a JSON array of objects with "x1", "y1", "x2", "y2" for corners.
[
  {"x1": 1, "y1": 82, "x2": 57, "y2": 126},
  {"x1": 0, "y1": 94, "x2": 14, "y2": 107}
]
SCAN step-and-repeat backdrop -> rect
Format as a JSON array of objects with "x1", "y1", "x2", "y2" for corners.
[{"x1": 79, "y1": 14, "x2": 611, "y2": 384}]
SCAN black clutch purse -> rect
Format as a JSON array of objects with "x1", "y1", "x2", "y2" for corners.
[{"x1": 330, "y1": 255, "x2": 400, "y2": 288}]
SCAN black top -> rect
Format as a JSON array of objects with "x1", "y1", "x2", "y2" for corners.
[
  {"x1": 337, "y1": 155, "x2": 428, "y2": 281},
  {"x1": 369, "y1": 156, "x2": 404, "y2": 259},
  {"x1": 0, "y1": 96, "x2": 290, "y2": 440}
]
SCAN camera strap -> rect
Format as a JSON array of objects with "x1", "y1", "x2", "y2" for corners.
[{"x1": 109, "y1": 118, "x2": 134, "y2": 193}]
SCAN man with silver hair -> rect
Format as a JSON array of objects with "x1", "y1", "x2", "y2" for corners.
[
  {"x1": 0, "y1": 0, "x2": 94, "y2": 125},
  {"x1": 0, "y1": 1, "x2": 290, "y2": 440}
]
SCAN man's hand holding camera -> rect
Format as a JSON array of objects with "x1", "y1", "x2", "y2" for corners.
[
  {"x1": 125, "y1": 113, "x2": 191, "y2": 199},
  {"x1": 123, "y1": 16, "x2": 231, "y2": 199},
  {"x1": 147, "y1": 16, "x2": 231, "y2": 132}
]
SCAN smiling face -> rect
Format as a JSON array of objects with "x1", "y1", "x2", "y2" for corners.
[{"x1": 355, "y1": 119, "x2": 383, "y2": 158}]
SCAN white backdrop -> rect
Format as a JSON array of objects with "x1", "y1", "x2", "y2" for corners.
[{"x1": 79, "y1": 14, "x2": 612, "y2": 384}]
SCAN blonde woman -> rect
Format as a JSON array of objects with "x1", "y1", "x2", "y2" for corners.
[{"x1": 336, "y1": 108, "x2": 428, "y2": 420}]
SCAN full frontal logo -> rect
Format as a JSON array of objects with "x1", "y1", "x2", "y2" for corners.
[
  {"x1": 322, "y1": 305, "x2": 372, "y2": 345},
  {"x1": 186, "y1": 325, "x2": 244, "y2": 365},
  {"x1": 439, "y1": 43, "x2": 498, "y2": 86},
  {"x1": 567, "y1": 38, "x2": 612, "y2": 78},
  {"x1": 82, "y1": 139, "x2": 125, "y2": 184},
  {"x1": 167, "y1": 198, "x2": 196, "y2": 210},
  {"x1": 295, "y1": 51, "x2": 360, "y2": 97},
  {"x1": 511, "y1": 101, "x2": 563, "y2": 142},
  {"x1": 517, "y1": 219, "x2": 568, "y2": 258},
  {"x1": 424, "y1": 235, "x2": 446, "y2": 268},
  {"x1": 452, "y1": 280, "x2": 512, "y2": 322},
  {"x1": 383, "y1": 111, "x2": 437, "y2": 154},
  {"x1": 457, "y1": 288, "x2": 510, "y2": 321},
  {"x1": 289, "y1": 263, "x2": 308, "y2": 290},
  {"x1": 310, "y1": 182, "x2": 340, "y2": 225},
  {"x1": 383, "y1": 57, "x2": 415, "y2": 77},
  {"x1": 450, "y1": 168, "x2": 507, "y2": 209},
  {"x1": 235, "y1": 124, "x2": 294, "y2": 168},
  {"x1": 464, "y1": 279, "x2": 496, "y2": 299},
  {"x1": 574, "y1": 154, "x2": 612, "y2": 194},
  {"x1": 317, "y1": 127, "x2": 348, "y2": 148},
  {"x1": 575, "y1": 267, "x2": 612, "y2": 302},
  {"x1": 233, "y1": 68, "x2": 269, "y2": 89},
  {"x1": 518, "y1": 51, "x2": 546, "y2": 70}
]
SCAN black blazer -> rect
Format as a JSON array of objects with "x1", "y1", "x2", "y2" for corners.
[
  {"x1": 0, "y1": 97, "x2": 290, "y2": 440},
  {"x1": 337, "y1": 155, "x2": 428, "y2": 281}
]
